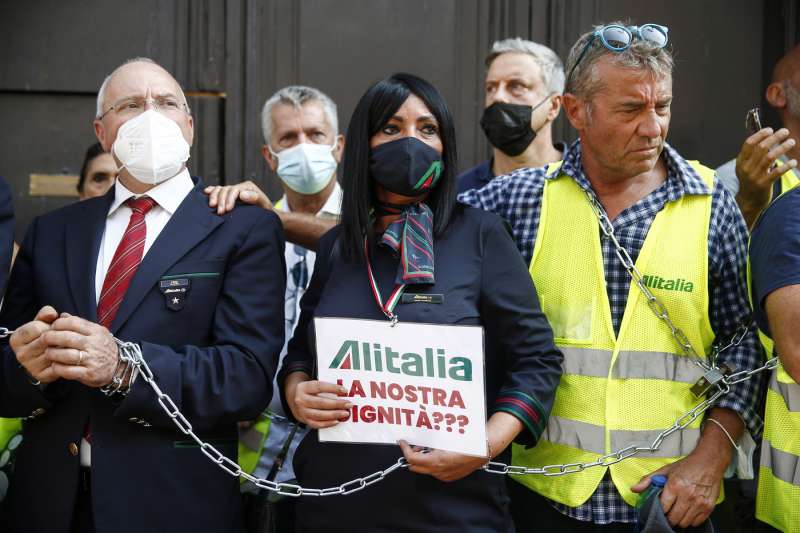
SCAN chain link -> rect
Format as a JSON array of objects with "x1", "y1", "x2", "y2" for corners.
[{"x1": 0, "y1": 327, "x2": 14, "y2": 339}]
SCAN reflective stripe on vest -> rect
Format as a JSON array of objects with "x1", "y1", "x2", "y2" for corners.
[
  {"x1": 560, "y1": 346, "x2": 706, "y2": 383},
  {"x1": 513, "y1": 160, "x2": 716, "y2": 508},
  {"x1": 758, "y1": 436, "x2": 800, "y2": 533},
  {"x1": 543, "y1": 416, "x2": 700, "y2": 458},
  {"x1": 761, "y1": 438, "x2": 800, "y2": 487}
]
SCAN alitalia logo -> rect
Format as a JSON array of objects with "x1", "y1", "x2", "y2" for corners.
[
  {"x1": 642, "y1": 274, "x2": 694, "y2": 293},
  {"x1": 330, "y1": 339, "x2": 472, "y2": 381}
]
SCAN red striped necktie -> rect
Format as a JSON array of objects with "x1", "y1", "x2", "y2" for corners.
[
  {"x1": 97, "y1": 196, "x2": 157, "y2": 329},
  {"x1": 84, "y1": 196, "x2": 156, "y2": 447}
]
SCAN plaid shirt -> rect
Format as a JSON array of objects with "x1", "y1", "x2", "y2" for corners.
[{"x1": 458, "y1": 140, "x2": 764, "y2": 524}]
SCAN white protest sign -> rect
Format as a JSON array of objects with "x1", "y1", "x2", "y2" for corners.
[{"x1": 315, "y1": 317, "x2": 487, "y2": 457}]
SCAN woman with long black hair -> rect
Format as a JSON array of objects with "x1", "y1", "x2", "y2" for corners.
[{"x1": 279, "y1": 73, "x2": 562, "y2": 532}]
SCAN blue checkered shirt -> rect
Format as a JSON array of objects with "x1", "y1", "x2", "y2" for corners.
[{"x1": 458, "y1": 140, "x2": 764, "y2": 524}]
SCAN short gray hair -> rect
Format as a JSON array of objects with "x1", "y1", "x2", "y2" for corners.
[
  {"x1": 564, "y1": 21, "x2": 674, "y2": 100},
  {"x1": 261, "y1": 85, "x2": 339, "y2": 145},
  {"x1": 485, "y1": 38, "x2": 565, "y2": 95},
  {"x1": 95, "y1": 57, "x2": 189, "y2": 118}
]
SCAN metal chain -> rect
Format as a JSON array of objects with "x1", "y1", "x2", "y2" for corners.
[
  {"x1": 0, "y1": 189, "x2": 778, "y2": 494},
  {"x1": 485, "y1": 335, "x2": 780, "y2": 476},
  {"x1": 485, "y1": 384, "x2": 728, "y2": 476},
  {"x1": 119, "y1": 341, "x2": 411, "y2": 496},
  {"x1": 727, "y1": 356, "x2": 779, "y2": 385},
  {"x1": 117, "y1": 330, "x2": 775, "y2": 493},
  {"x1": 0, "y1": 189, "x2": 779, "y2": 494},
  {"x1": 2, "y1": 326, "x2": 768, "y2": 491}
]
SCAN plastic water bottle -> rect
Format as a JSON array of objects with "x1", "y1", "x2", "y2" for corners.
[
  {"x1": 634, "y1": 474, "x2": 667, "y2": 531},
  {"x1": 637, "y1": 474, "x2": 667, "y2": 507}
]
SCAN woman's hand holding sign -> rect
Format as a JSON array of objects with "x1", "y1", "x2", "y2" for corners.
[
  {"x1": 398, "y1": 441, "x2": 488, "y2": 482},
  {"x1": 399, "y1": 411, "x2": 523, "y2": 482},
  {"x1": 286, "y1": 372, "x2": 352, "y2": 429}
]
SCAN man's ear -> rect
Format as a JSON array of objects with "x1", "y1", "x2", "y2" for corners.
[
  {"x1": 186, "y1": 114, "x2": 195, "y2": 147},
  {"x1": 546, "y1": 94, "x2": 562, "y2": 122},
  {"x1": 766, "y1": 81, "x2": 787, "y2": 110},
  {"x1": 562, "y1": 93, "x2": 588, "y2": 131},
  {"x1": 262, "y1": 145, "x2": 278, "y2": 173},
  {"x1": 332, "y1": 134, "x2": 345, "y2": 163},
  {"x1": 94, "y1": 120, "x2": 109, "y2": 152}
]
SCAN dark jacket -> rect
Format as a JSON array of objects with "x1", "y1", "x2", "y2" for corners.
[{"x1": 279, "y1": 205, "x2": 563, "y2": 533}]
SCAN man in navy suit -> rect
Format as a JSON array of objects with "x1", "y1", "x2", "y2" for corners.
[{"x1": 0, "y1": 58, "x2": 285, "y2": 533}]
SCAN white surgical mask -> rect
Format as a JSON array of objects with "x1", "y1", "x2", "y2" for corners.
[
  {"x1": 724, "y1": 429, "x2": 757, "y2": 480},
  {"x1": 271, "y1": 142, "x2": 336, "y2": 195},
  {"x1": 112, "y1": 109, "x2": 191, "y2": 185}
]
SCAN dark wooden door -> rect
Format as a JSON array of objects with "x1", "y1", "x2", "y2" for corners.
[{"x1": 1, "y1": 0, "x2": 796, "y2": 240}]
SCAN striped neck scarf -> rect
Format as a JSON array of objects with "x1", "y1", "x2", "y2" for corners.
[{"x1": 378, "y1": 202, "x2": 435, "y2": 285}]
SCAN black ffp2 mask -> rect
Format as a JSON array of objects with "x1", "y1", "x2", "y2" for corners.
[
  {"x1": 369, "y1": 137, "x2": 444, "y2": 197},
  {"x1": 480, "y1": 99, "x2": 548, "y2": 156}
]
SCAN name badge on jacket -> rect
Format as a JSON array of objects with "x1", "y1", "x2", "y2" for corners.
[
  {"x1": 159, "y1": 278, "x2": 191, "y2": 311},
  {"x1": 401, "y1": 293, "x2": 444, "y2": 304}
]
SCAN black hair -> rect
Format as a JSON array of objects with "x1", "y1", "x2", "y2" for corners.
[
  {"x1": 77, "y1": 142, "x2": 107, "y2": 193},
  {"x1": 339, "y1": 73, "x2": 458, "y2": 260}
]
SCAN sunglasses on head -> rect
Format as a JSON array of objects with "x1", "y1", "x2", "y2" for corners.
[{"x1": 566, "y1": 24, "x2": 670, "y2": 91}]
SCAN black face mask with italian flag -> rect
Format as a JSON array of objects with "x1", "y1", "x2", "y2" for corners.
[{"x1": 369, "y1": 137, "x2": 444, "y2": 197}]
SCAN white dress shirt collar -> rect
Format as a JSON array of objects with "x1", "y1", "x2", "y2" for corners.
[{"x1": 108, "y1": 169, "x2": 194, "y2": 216}]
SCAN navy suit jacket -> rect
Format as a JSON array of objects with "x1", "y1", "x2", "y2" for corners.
[{"x1": 0, "y1": 178, "x2": 285, "y2": 533}]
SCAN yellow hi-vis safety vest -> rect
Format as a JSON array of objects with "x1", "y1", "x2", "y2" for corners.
[
  {"x1": 0, "y1": 418, "x2": 21, "y2": 451},
  {"x1": 513, "y1": 161, "x2": 717, "y2": 507},
  {"x1": 237, "y1": 415, "x2": 271, "y2": 484},
  {"x1": 748, "y1": 183, "x2": 800, "y2": 533},
  {"x1": 771, "y1": 162, "x2": 800, "y2": 202},
  {"x1": 753, "y1": 330, "x2": 800, "y2": 532}
]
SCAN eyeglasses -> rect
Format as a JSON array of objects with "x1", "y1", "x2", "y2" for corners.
[
  {"x1": 565, "y1": 24, "x2": 669, "y2": 91},
  {"x1": 98, "y1": 95, "x2": 189, "y2": 120}
]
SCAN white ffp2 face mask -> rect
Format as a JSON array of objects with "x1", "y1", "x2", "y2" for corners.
[
  {"x1": 112, "y1": 109, "x2": 191, "y2": 185},
  {"x1": 271, "y1": 142, "x2": 337, "y2": 195}
]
